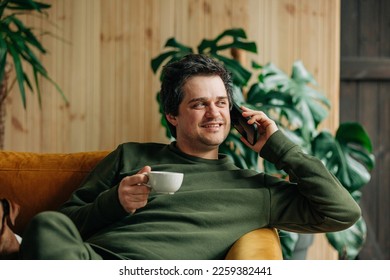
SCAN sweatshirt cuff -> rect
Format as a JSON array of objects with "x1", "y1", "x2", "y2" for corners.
[
  {"x1": 96, "y1": 185, "x2": 128, "y2": 222},
  {"x1": 259, "y1": 130, "x2": 297, "y2": 164}
]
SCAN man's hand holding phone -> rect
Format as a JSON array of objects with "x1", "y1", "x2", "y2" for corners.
[{"x1": 230, "y1": 103, "x2": 278, "y2": 153}]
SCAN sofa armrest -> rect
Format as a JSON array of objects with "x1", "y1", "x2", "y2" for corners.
[
  {"x1": 0, "y1": 150, "x2": 109, "y2": 235},
  {"x1": 225, "y1": 228, "x2": 283, "y2": 260}
]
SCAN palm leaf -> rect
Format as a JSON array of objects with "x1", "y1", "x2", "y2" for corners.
[
  {"x1": 6, "y1": 0, "x2": 51, "y2": 11},
  {"x1": 9, "y1": 15, "x2": 46, "y2": 52},
  {"x1": 0, "y1": 0, "x2": 10, "y2": 18},
  {"x1": 0, "y1": 36, "x2": 7, "y2": 82},
  {"x1": 1, "y1": 0, "x2": 65, "y2": 108},
  {"x1": 7, "y1": 44, "x2": 27, "y2": 107}
]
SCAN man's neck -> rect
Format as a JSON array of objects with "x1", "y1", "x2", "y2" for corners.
[{"x1": 174, "y1": 142, "x2": 219, "y2": 160}]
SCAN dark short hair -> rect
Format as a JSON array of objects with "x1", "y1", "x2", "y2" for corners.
[{"x1": 160, "y1": 54, "x2": 233, "y2": 138}]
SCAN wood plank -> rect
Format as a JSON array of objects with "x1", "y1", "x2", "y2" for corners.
[
  {"x1": 340, "y1": 0, "x2": 358, "y2": 56},
  {"x1": 146, "y1": 0, "x2": 174, "y2": 144},
  {"x1": 341, "y1": 57, "x2": 390, "y2": 80},
  {"x1": 360, "y1": 0, "x2": 380, "y2": 56},
  {"x1": 380, "y1": 0, "x2": 390, "y2": 55},
  {"x1": 68, "y1": 0, "x2": 88, "y2": 152},
  {"x1": 340, "y1": 82, "x2": 359, "y2": 121},
  {"x1": 340, "y1": 0, "x2": 390, "y2": 260},
  {"x1": 377, "y1": 82, "x2": 390, "y2": 256},
  {"x1": 126, "y1": 0, "x2": 143, "y2": 143},
  {"x1": 86, "y1": 0, "x2": 101, "y2": 151},
  {"x1": 99, "y1": 0, "x2": 117, "y2": 150},
  {"x1": 358, "y1": 203, "x2": 386, "y2": 259}
]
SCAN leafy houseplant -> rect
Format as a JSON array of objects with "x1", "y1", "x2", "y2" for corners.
[
  {"x1": 151, "y1": 28, "x2": 375, "y2": 260},
  {"x1": 0, "y1": 0, "x2": 66, "y2": 149}
]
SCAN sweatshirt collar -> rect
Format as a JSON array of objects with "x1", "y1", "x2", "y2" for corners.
[{"x1": 168, "y1": 141, "x2": 232, "y2": 165}]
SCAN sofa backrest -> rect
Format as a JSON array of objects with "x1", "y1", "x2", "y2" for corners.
[{"x1": 0, "y1": 151, "x2": 109, "y2": 235}]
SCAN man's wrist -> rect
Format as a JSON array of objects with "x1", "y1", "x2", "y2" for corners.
[{"x1": 259, "y1": 130, "x2": 297, "y2": 164}]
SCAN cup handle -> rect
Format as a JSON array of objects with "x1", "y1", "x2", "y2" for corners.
[{"x1": 142, "y1": 172, "x2": 152, "y2": 188}]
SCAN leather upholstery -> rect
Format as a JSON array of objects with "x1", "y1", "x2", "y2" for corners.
[{"x1": 0, "y1": 150, "x2": 283, "y2": 260}]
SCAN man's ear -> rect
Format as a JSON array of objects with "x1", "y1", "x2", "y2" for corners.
[{"x1": 166, "y1": 114, "x2": 178, "y2": 126}]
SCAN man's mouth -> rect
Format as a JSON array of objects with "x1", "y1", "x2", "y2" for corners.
[{"x1": 201, "y1": 122, "x2": 224, "y2": 129}]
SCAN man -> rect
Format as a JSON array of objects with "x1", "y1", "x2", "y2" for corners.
[{"x1": 19, "y1": 54, "x2": 361, "y2": 259}]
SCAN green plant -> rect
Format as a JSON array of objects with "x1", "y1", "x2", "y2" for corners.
[
  {"x1": 0, "y1": 0, "x2": 66, "y2": 108},
  {"x1": 151, "y1": 28, "x2": 375, "y2": 260},
  {"x1": 248, "y1": 62, "x2": 374, "y2": 259}
]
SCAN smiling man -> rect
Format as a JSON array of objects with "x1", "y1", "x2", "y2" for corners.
[
  {"x1": 19, "y1": 54, "x2": 361, "y2": 260},
  {"x1": 167, "y1": 75, "x2": 231, "y2": 158}
]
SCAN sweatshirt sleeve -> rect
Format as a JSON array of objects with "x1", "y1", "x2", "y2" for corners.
[
  {"x1": 58, "y1": 145, "x2": 128, "y2": 239},
  {"x1": 260, "y1": 130, "x2": 361, "y2": 233}
]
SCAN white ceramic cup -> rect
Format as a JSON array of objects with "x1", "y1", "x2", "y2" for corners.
[{"x1": 145, "y1": 171, "x2": 184, "y2": 194}]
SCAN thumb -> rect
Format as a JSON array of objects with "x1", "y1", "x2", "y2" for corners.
[{"x1": 138, "y1": 165, "x2": 151, "y2": 175}]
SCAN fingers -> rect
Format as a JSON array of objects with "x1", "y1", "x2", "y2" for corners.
[
  {"x1": 239, "y1": 106, "x2": 278, "y2": 152},
  {"x1": 138, "y1": 165, "x2": 151, "y2": 175},
  {"x1": 241, "y1": 106, "x2": 278, "y2": 135},
  {"x1": 118, "y1": 166, "x2": 152, "y2": 214},
  {"x1": 119, "y1": 183, "x2": 151, "y2": 214}
]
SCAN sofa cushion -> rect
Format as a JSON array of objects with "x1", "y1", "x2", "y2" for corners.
[{"x1": 0, "y1": 151, "x2": 109, "y2": 235}]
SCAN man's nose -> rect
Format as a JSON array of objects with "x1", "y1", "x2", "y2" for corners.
[{"x1": 205, "y1": 104, "x2": 221, "y2": 118}]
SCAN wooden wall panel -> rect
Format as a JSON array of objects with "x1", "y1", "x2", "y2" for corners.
[
  {"x1": 340, "y1": 0, "x2": 390, "y2": 259},
  {"x1": 246, "y1": 0, "x2": 340, "y2": 132},
  {"x1": 3, "y1": 0, "x2": 340, "y2": 259}
]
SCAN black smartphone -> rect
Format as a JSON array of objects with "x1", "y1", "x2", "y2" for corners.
[{"x1": 230, "y1": 103, "x2": 258, "y2": 145}]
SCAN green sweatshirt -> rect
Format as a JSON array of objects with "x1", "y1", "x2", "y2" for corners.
[{"x1": 59, "y1": 131, "x2": 361, "y2": 259}]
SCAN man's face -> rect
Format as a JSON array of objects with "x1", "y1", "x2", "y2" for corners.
[{"x1": 166, "y1": 75, "x2": 231, "y2": 158}]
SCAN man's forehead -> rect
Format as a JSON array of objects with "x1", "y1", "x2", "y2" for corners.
[{"x1": 183, "y1": 76, "x2": 227, "y2": 99}]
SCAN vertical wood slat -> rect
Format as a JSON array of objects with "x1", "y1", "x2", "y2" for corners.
[
  {"x1": 377, "y1": 83, "x2": 390, "y2": 255},
  {"x1": 340, "y1": 0, "x2": 389, "y2": 259},
  {"x1": 3, "y1": 0, "x2": 341, "y2": 259},
  {"x1": 357, "y1": 0, "x2": 381, "y2": 256},
  {"x1": 99, "y1": 0, "x2": 116, "y2": 149}
]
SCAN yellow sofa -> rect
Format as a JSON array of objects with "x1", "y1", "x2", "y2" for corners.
[{"x1": 0, "y1": 150, "x2": 283, "y2": 260}]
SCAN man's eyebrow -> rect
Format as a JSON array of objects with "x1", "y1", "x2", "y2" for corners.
[
  {"x1": 187, "y1": 96, "x2": 228, "y2": 104},
  {"x1": 188, "y1": 97, "x2": 208, "y2": 104}
]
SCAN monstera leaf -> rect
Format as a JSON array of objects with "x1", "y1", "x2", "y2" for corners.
[
  {"x1": 150, "y1": 38, "x2": 193, "y2": 75},
  {"x1": 197, "y1": 28, "x2": 257, "y2": 86},
  {"x1": 151, "y1": 28, "x2": 256, "y2": 88},
  {"x1": 312, "y1": 123, "x2": 375, "y2": 195},
  {"x1": 311, "y1": 123, "x2": 374, "y2": 259},
  {"x1": 220, "y1": 132, "x2": 258, "y2": 170},
  {"x1": 278, "y1": 230, "x2": 299, "y2": 260},
  {"x1": 326, "y1": 217, "x2": 367, "y2": 259},
  {"x1": 247, "y1": 61, "x2": 330, "y2": 144}
]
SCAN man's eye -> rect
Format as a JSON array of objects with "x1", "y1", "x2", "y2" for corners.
[
  {"x1": 193, "y1": 103, "x2": 205, "y2": 108},
  {"x1": 216, "y1": 101, "x2": 228, "y2": 107}
]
